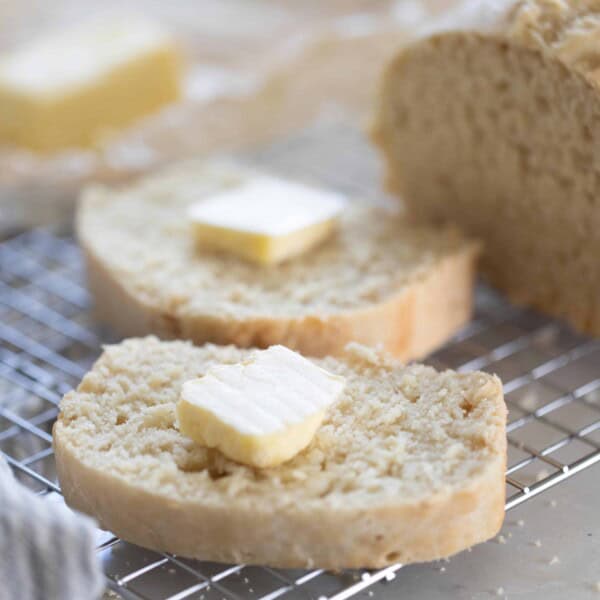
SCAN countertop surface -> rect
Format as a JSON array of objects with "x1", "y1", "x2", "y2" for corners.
[{"x1": 370, "y1": 463, "x2": 600, "y2": 599}]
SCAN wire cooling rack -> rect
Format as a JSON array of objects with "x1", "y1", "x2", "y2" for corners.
[{"x1": 1, "y1": 123, "x2": 600, "y2": 600}]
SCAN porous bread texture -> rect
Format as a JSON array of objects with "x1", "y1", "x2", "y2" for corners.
[
  {"x1": 53, "y1": 337, "x2": 507, "y2": 569},
  {"x1": 374, "y1": 0, "x2": 600, "y2": 335},
  {"x1": 77, "y1": 160, "x2": 478, "y2": 360}
]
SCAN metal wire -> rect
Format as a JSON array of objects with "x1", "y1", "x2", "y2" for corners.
[{"x1": 1, "y1": 123, "x2": 599, "y2": 599}]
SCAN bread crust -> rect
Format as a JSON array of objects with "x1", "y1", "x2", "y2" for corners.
[
  {"x1": 53, "y1": 339, "x2": 506, "y2": 569},
  {"x1": 373, "y1": 0, "x2": 600, "y2": 336},
  {"x1": 54, "y1": 433, "x2": 505, "y2": 569},
  {"x1": 78, "y1": 205, "x2": 478, "y2": 362}
]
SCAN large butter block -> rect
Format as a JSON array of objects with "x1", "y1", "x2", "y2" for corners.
[
  {"x1": 177, "y1": 345, "x2": 346, "y2": 468},
  {"x1": 0, "y1": 18, "x2": 181, "y2": 151},
  {"x1": 188, "y1": 176, "x2": 347, "y2": 265}
]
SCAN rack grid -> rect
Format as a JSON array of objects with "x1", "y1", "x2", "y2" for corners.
[{"x1": 1, "y1": 123, "x2": 599, "y2": 599}]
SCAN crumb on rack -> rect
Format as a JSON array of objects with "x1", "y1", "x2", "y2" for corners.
[
  {"x1": 588, "y1": 388, "x2": 600, "y2": 403},
  {"x1": 520, "y1": 391, "x2": 538, "y2": 411},
  {"x1": 517, "y1": 519, "x2": 525, "y2": 527},
  {"x1": 496, "y1": 587, "x2": 505, "y2": 596},
  {"x1": 440, "y1": 566, "x2": 446, "y2": 573},
  {"x1": 550, "y1": 499, "x2": 557, "y2": 507},
  {"x1": 507, "y1": 532, "x2": 513, "y2": 538},
  {"x1": 549, "y1": 556, "x2": 560, "y2": 566},
  {"x1": 497, "y1": 535, "x2": 507, "y2": 544},
  {"x1": 533, "y1": 539, "x2": 542, "y2": 548},
  {"x1": 536, "y1": 469, "x2": 550, "y2": 482}
]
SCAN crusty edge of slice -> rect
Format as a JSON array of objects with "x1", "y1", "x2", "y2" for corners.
[
  {"x1": 53, "y1": 371, "x2": 505, "y2": 570},
  {"x1": 77, "y1": 221, "x2": 479, "y2": 361}
]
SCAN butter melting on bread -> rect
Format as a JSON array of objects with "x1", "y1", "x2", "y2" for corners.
[{"x1": 178, "y1": 345, "x2": 345, "y2": 468}]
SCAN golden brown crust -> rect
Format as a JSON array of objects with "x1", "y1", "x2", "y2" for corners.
[
  {"x1": 54, "y1": 434, "x2": 505, "y2": 568},
  {"x1": 81, "y1": 237, "x2": 478, "y2": 361}
]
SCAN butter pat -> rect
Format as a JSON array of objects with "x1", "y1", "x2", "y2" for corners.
[
  {"x1": 0, "y1": 17, "x2": 181, "y2": 151},
  {"x1": 177, "y1": 345, "x2": 345, "y2": 468},
  {"x1": 188, "y1": 177, "x2": 347, "y2": 264}
]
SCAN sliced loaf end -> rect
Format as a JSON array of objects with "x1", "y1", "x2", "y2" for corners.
[{"x1": 373, "y1": 1, "x2": 600, "y2": 334}]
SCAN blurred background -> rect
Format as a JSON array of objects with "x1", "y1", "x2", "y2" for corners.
[
  {"x1": 0, "y1": 0, "x2": 454, "y2": 230},
  {"x1": 2, "y1": 5, "x2": 600, "y2": 600}
]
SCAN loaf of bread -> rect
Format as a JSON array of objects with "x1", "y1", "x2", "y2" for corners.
[
  {"x1": 374, "y1": 0, "x2": 600, "y2": 335},
  {"x1": 77, "y1": 160, "x2": 479, "y2": 360},
  {"x1": 53, "y1": 337, "x2": 506, "y2": 569}
]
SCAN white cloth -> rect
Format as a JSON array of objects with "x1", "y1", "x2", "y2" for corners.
[{"x1": 0, "y1": 457, "x2": 104, "y2": 600}]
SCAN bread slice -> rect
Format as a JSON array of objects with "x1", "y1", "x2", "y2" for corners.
[
  {"x1": 53, "y1": 336, "x2": 506, "y2": 569},
  {"x1": 77, "y1": 160, "x2": 478, "y2": 361},
  {"x1": 373, "y1": 0, "x2": 600, "y2": 335}
]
